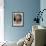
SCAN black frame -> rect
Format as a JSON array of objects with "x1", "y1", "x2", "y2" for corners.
[{"x1": 12, "y1": 12, "x2": 24, "y2": 27}]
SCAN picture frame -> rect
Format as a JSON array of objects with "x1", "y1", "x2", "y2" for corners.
[{"x1": 12, "y1": 12, "x2": 24, "y2": 27}]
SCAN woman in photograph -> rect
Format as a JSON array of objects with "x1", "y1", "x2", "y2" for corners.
[{"x1": 14, "y1": 14, "x2": 22, "y2": 24}]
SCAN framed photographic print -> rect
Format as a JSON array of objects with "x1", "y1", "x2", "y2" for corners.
[{"x1": 12, "y1": 12, "x2": 24, "y2": 27}]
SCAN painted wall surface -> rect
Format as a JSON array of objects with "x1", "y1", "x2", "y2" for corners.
[
  {"x1": 0, "y1": 0, "x2": 4, "y2": 42},
  {"x1": 4, "y1": 0, "x2": 40, "y2": 42},
  {"x1": 40, "y1": 0, "x2": 46, "y2": 27}
]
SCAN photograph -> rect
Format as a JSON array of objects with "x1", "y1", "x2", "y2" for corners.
[{"x1": 12, "y1": 12, "x2": 24, "y2": 27}]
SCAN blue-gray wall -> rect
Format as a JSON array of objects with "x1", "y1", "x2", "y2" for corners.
[
  {"x1": 40, "y1": 0, "x2": 46, "y2": 27},
  {"x1": 4, "y1": 0, "x2": 40, "y2": 42}
]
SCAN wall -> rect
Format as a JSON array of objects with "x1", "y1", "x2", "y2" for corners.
[
  {"x1": 40, "y1": 0, "x2": 46, "y2": 27},
  {"x1": 0, "y1": 0, "x2": 4, "y2": 42},
  {"x1": 4, "y1": 0, "x2": 40, "y2": 42}
]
